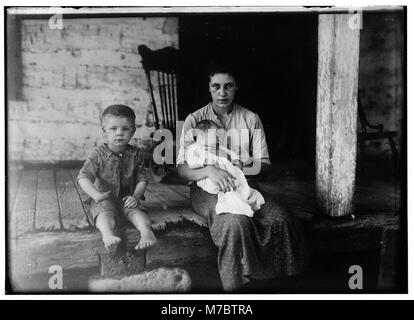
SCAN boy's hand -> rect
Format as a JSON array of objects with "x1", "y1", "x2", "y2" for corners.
[
  {"x1": 93, "y1": 191, "x2": 112, "y2": 203},
  {"x1": 123, "y1": 195, "x2": 139, "y2": 209}
]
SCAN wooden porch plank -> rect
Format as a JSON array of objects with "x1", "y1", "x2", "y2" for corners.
[
  {"x1": 355, "y1": 182, "x2": 399, "y2": 203},
  {"x1": 9, "y1": 230, "x2": 102, "y2": 279},
  {"x1": 354, "y1": 182, "x2": 401, "y2": 214},
  {"x1": 10, "y1": 170, "x2": 37, "y2": 238},
  {"x1": 258, "y1": 181, "x2": 317, "y2": 218},
  {"x1": 145, "y1": 182, "x2": 203, "y2": 227},
  {"x1": 279, "y1": 181, "x2": 317, "y2": 209},
  {"x1": 259, "y1": 179, "x2": 399, "y2": 219},
  {"x1": 281, "y1": 180, "x2": 398, "y2": 215},
  {"x1": 146, "y1": 181, "x2": 189, "y2": 208},
  {"x1": 164, "y1": 183, "x2": 190, "y2": 200},
  {"x1": 8, "y1": 167, "x2": 23, "y2": 216},
  {"x1": 142, "y1": 187, "x2": 169, "y2": 210},
  {"x1": 354, "y1": 193, "x2": 397, "y2": 214},
  {"x1": 69, "y1": 169, "x2": 91, "y2": 217},
  {"x1": 55, "y1": 170, "x2": 91, "y2": 230},
  {"x1": 68, "y1": 170, "x2": 172, "y2": 211},
  {"x1": 34, "y1": 170, "x2": 62, "y2": 231}
]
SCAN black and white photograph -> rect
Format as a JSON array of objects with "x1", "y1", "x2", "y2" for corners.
[{"x1": 4, "y1": 4, "x2": 407, "y2": 295}]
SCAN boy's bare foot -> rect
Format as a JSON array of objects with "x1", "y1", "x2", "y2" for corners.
[
  {"x1": 102, "y1": 235, "x2": 121, "y2": 252},
  {"x1": 135, "y1": 230, "x2": 157, "y2": 250}
]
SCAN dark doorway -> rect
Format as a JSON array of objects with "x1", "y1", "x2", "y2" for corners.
[{"x1": 179, "y1": 13, "x2": 319, "y2": 171}]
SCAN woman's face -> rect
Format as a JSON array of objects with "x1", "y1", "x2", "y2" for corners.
[{"x1": 209, "y1": 73, "x2": 238, "y2": 110}]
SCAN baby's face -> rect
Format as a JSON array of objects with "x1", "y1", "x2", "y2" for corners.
[
  {"x1": 102, "y1": 115, "x2": 135, "y2": 150},
  {"x1": 196, "y1": 129, "x2": 218, "y2": 148}
]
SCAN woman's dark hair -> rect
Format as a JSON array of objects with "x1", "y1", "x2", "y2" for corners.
[
  {"x1": 207, "y1": 62, "x2": 238, "y2": 82},
  {"x1": 101, "y1": 104, "x2": 136, "y2": 124}
]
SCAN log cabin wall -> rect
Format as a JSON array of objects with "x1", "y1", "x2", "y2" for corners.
[
  {"x1": 8, "y1": 16, "x2": 179, "y2": 162},
  {"x1": 7, "y1": 11, "x2": 404, "y2": 164},
  {"x1": 359, "y1": 11, "x2": 404, "y2": 159}
]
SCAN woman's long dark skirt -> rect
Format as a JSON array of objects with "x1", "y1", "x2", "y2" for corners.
[{"x1": 190, "y1": 182, "x2": 307, "y2": 291}]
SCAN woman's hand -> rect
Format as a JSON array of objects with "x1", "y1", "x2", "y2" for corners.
[{"x1": 206, "y1": 166, "x2": 237, "y2": 193}]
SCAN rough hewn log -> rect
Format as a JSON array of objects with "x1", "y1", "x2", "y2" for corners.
[
  {"x1": 316, "y1": 14, "x2": 360, "y2": 216},
  {"x1": 147, "y1": 222, "x2": 216, "y2": 267},
  {"x1": 99, "y1": 250, "x2": 146, "y2": 277},
  {"x1": 9, "y1": 219, "x2": 215, "y2": 279}
]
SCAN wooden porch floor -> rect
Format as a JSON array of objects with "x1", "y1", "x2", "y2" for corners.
[
  {"x1": 8, "y1": 166, "x2": 402, "y2": 236},
  {"x1": 8, "y1": 167, "x2": 206, "y2": 236},
  {"x1": 7, "y1": 164, "x2": 404, "y2": 292}
]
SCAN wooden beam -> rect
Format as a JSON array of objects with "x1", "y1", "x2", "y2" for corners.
[
  {"x1": 146, "y1": 181, "x2": 189, "y2": 207},
  {"x1": 147, "y1": 222, "x2": 216, "y2": 268},
  {"x1": 9, "y1": 230, "x2": 103, "y2": 287},
  {"x1": 8, "y1": 6, "x2": 403, "y2": 16},
  {"x1": 9, "y1": 221, "x2": 216, "y2": 279},
  {"x1": 316, "y1": 14, "x2": 360, "y2": 217}
]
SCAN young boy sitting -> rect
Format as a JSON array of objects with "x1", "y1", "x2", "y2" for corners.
[
  {"x1": 185, "y1": 120, "x2": 265, "y2": 217},
  {"x1": 77, "y1": 104, "x2": 157, "y2": 251}
]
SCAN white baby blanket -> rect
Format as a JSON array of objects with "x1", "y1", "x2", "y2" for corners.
[{"x1": 185, "y1": 143, "x2": 265, "y2": 217}]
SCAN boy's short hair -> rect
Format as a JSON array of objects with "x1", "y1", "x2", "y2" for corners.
[
  {"x1": 101, "y1": 104, "x2": 136, "y2": 125},
  {"x1": 195, "y1": 119, "x2": 219, "y2": 131}
]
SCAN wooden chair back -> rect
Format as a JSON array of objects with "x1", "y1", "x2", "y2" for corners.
[
  {"x1": 138, "y1": 45, "x2": 180, "y2": 134},
  {"x1": 358, "y1": 92, "x2": 384, "y2": 134}
]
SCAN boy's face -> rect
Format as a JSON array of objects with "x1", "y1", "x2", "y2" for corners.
[
  {"x1": 102, "y1": 115, "x2": 135, "y2": 150},
  {"x1": 209, "y1": 73, "x2": 238, "y2": 110}
]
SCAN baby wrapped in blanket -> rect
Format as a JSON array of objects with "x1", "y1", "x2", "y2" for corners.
[{"x1": 185, "y1": 120, "x2": 265, "y2": 217}]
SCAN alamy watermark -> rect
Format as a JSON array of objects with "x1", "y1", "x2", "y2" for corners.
[
  {"x1": 151, "y1": 121, "x2": 264, "y2": 175},
  {"x1": 348, "y1": 265, "x2": 363, "y2": 290},
  {"x1": 48, "y1": 265, "x2": 63, "y2": 290},
  {"x1": 48, "y1": 7, "x2": 64, "y2": 30},
  {"x1": 348, "y1": 8, "x2": 363, "y2": 30}
]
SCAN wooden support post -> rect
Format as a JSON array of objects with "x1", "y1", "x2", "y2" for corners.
[{"x1": 316, "y1": 14, "x2": 360, "y2": 217}]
